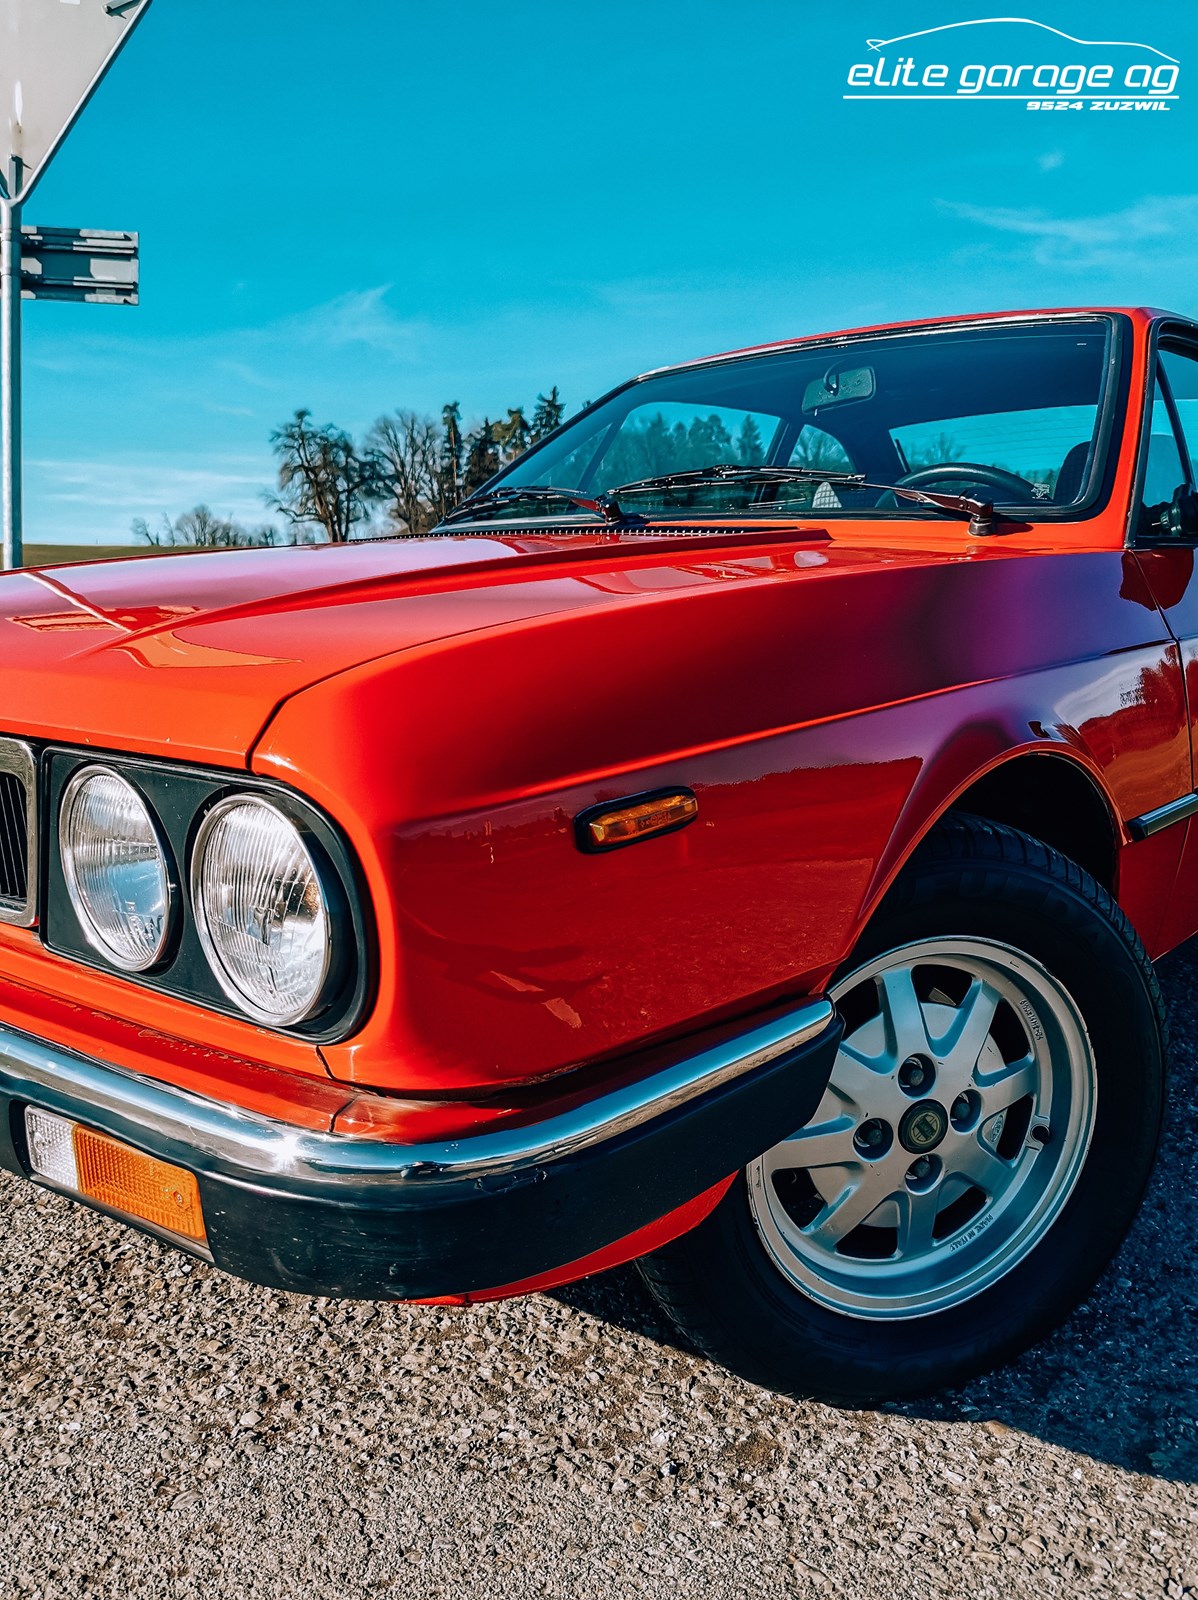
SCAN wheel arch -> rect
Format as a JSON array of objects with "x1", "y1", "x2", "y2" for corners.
[
  {"x1": 855, "y1": 745, "x2": 1123, "y2": 951},
  {"x1": 942, "y1": 749, "x2": 1119, "y2": 890}
]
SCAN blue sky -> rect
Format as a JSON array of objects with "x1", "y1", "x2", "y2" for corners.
[{"x1": 21, "y1": 0, "x2": 1196, "y2": 543}]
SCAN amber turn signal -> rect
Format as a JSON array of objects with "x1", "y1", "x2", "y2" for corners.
[
  {"x1": 24, "y1": 1107, "x2": 207, "y2": 1244},
  {"x1": 576, "y1": 788, "x2": 698, "y2": 852}
]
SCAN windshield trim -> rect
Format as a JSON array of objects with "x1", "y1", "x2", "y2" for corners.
[{"x1": 456, "y1": 312, "x2": 1131, "y2": 530}]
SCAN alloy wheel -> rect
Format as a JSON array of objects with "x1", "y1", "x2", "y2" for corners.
[{"x1": 747, "y1": 938, "x2": 1097, "y2": 1319}]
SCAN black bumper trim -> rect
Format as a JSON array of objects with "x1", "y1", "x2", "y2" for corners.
[{"x1": 0, "y1": 1001, "x2": 841, "y2": 1298}]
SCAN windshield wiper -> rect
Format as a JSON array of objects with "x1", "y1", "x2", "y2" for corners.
[
  {"x1": 440, "y1": 484, "x2": 623, "y2": 526},
  {"x1": 441, "y1": 465, "x2": 1003, "y2": 535},
  {"x1": 613, "y1": 464, "x2": 1002, "y2": 534},
  {"x1": 614, "y1": 465, "x2": 854, "y2": 493}
]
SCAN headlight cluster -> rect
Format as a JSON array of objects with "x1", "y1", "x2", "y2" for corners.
[
  {"x1": 60, "y1": 767, "x2": 172, "y2": 972},
  {"x1": 56, "y1": 765, "x2": 341, "y2": 1029},
  {"x1": 192, "y1": 796, "x2": 331, "y2": 1026}
]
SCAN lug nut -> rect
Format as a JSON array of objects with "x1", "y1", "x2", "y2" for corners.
[
  {"x1": 905, "y1": 1153, "x2": 942, "y2": 1191},
  {"x1": 899, "y1": 1055, "x2": 935, "y2": 1095},
  {"x1": 950, "y1": 1090, "x2": 981, "y2": 1131},
  {"x1": 853, "y1": 1118, "x2": 892, "y2": 1157}
]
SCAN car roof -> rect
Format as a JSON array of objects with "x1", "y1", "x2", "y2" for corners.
[{"x1": 640, "y1": 306, "x2": 1189, "y2": 380}]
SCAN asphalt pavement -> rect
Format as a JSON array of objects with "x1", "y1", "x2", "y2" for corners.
[{"x1": 1, "y1": 944, "x2": 1196, "y2": 1599}]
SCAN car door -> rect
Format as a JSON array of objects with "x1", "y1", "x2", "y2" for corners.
[{"x1": 1128, "y1": 336, "x2": 1198, "y2": 947}]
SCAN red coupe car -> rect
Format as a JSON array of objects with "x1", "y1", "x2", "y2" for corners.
[{"x1": 1, "y1": 305, "x2": 1193, "y2": 1402}]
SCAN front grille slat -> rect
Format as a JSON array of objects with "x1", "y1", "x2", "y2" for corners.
[
  {"x1": 0, "y1": 737, "x2": 36, "y2": 926},
  {"x1": 0, "y1": 771, "x2": 27, "y2": 897}
]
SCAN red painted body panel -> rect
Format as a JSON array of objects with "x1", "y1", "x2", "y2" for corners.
[
  {"x1": 257, "y1": 542, "x2": 1188, "y2": 1092},
  {"x1": 4, "y1": 304, "x2": 1198, "y2": 1293}
]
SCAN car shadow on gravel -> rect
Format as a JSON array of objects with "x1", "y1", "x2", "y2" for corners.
[{"x1": 551, "y1": 938, "x2": 1198, "y2": 1484}]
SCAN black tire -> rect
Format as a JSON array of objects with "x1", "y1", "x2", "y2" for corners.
[{"x1": 638, "y1": 814, "x2": 1166, "y2": 1403}]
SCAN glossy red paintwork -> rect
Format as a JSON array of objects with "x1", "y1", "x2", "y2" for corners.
[{"x1": 4, "y1": 303, "x2": 1198, "y2": 1292}]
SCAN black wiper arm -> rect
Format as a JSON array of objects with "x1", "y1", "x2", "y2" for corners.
[
  {"x1": 440, "y1": 484, "x2": 624, "y2": 526},
  {"x1": 614, "y1": 464, "x2": 1000, "y2": 534},
  {"x1": 613, "y1": 465, "x2": 862, "y2": 493},
  {"x1": 850, "y1": 479, "x2": 998, "y2": 534}
]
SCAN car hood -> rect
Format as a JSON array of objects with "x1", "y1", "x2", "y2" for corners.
[{"x1": 0, "y1": 527, "x2": 944, "y2": 764}]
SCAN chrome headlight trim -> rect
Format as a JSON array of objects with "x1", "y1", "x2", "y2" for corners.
[
  {"x1": 190, "y1": 793, "x2": 335, "y2": 1027},
  {"x1": 59, "y1": 764, "x2": 175, "y2": 972}
]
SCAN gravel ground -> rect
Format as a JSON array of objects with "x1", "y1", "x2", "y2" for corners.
[{"x1": 2, "y1": 950, "x2": 1197, "y2": 1600}]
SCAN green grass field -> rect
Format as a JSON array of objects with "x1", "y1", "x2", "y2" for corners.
[{"x1": 20, "y1": 543, "x2": 147, "y2": 567}]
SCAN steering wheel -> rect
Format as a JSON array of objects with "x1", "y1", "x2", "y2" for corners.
[{"x1": 889, "y1": 462, "x2": 1038, "y2": 504}]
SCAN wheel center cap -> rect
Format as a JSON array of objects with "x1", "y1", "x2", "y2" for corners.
[{"x1": 899, "y1": 1100, "x2": 948, "y2": 1154}]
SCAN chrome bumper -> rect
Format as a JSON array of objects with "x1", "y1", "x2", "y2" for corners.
[{"x1": 0, "y1": 997, "x2": 841, "y2": 1298}]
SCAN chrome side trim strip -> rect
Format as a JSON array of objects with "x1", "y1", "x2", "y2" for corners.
[
  {"x1": 0, "y1": 737, "x2": 36, "y2": 927},
  {"x1": 0, "y1": 999, "x2": 835, "y2": 1189},
  {"x1": 1127, "y1": 791, "x2": 1198, "y2": 840}
]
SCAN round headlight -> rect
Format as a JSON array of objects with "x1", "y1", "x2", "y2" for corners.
[
  {"x1": 191, "y1": 796, "x2": 332, "y2": 1026},
  {"x1": 60, "y1": 766, "x2": 173, "y2": 971}
]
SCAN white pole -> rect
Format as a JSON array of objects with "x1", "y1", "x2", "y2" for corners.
[{"x1": 1, "y1": 158, "x2": 22, "y2": 570}]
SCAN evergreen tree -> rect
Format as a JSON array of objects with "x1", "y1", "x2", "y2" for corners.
[
  {"x1": 530, "y1": 387, "x2": 565, "y2": 443},
  {"x1": 736, "y1": 414, "x2": 765, "y2": 465},
  {"x1": 686, "y1": 413, "x2": 734, "y2": 464},
  {"x1": 439, "y1": 402, "x2": 464, "y2": 513},
  {"x1": 496, "y1": 407, "x2": 531, "y2": 463},
  {"x1": 463, "y1": 419, "x2": 500, "y2": 495}
]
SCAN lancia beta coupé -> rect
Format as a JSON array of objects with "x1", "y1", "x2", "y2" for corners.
[{"x1": 0, "y1": 306, "x2": 1193, "y2": 1402}]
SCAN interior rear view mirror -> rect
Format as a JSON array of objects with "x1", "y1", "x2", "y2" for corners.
[{"x1": 803, "y1": 364, "x2": 876, "y2": 413}]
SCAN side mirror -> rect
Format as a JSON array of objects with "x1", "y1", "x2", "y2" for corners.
[
  {"x1": 1163, "y1": 485, "x2": 1198, "y2": 539},
  {"x1": 1143, "y1": 485, "x2": 1198, "y2": 540}
]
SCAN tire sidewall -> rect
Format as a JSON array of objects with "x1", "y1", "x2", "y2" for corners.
[{"x1": 649, "y1": 829, "x2": 1165, "y2": 1400}]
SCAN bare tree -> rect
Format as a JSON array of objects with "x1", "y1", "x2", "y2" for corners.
[
  {"x1": 903, "y1": 431, "x2": 966, "y2": 471},
  {"x1": 367, "y1": 410, "x2": 442, "y2": 535},
  {"x1": 269, "y1": 409, "x2": 380, "y2": 544},
  {"x1": 131, "y1": 390, "x2": 572, "y2": 555},
  {"x1": 132, "y1": 505, "x2": 285, "y2": 549}
]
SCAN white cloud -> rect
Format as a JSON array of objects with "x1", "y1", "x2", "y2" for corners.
[
  {"x1": 26, "y1": 452, "x2": 277, "y2": 545},
  {"x1": 284, "y1": 286, "x2": 427, "y2": 361},
  {"x1": 938, "y1": 194, "x2": 1198, "y2": 269}
]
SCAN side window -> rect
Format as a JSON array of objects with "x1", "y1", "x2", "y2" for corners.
[
  {"x1": 1160, "y1": 348, "x2": 1198, "y2": 477},
  {"x1": 1138, "y1": 373, "x2": 1189, "y2": 536},
  {"x1": 787, "y1": 425, "x2": 854, "y2": 473}
]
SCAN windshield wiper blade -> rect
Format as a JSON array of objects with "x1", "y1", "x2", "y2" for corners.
[
  {"x1": 440, "y1": 484, "x2": 623, "y2": 526},
  {"x1": 613, "y1": 465, "x2": 861, "y2": 493},
  {"x1": 613, "y1": 464, "x2": 1000, "y2": 534}
]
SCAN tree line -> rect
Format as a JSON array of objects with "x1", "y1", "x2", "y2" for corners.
[{"x1": 133, "y1": 390, "x2": 567, "y2": 549}]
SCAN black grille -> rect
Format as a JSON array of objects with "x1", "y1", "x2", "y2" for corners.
[
  {"x1": 0, "y1": 738, "x2": 35, "y2": 924},
  {"x1": 0, "y1": 769, "x2": 28, "y2": 903}
]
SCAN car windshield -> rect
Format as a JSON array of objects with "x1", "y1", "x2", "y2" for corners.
[{"x1": 481, "y1": 318, "x2": 1117, "y2": 522}]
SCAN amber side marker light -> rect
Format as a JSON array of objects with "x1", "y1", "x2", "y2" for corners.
[
  {"x1": 24, "y1": 1107, "x2": 207, "y2": 1245},
  {"x1": 575, "y1": 787, "x2": 699, "y2": 852}
]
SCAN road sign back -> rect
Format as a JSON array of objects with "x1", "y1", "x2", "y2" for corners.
[{"x1": 0, "y1": 0, "x2": 152, "y2": 204}]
